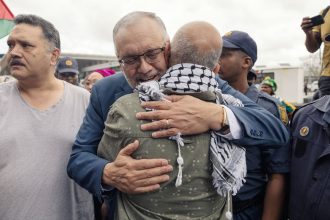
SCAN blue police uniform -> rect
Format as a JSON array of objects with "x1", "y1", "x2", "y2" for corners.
[
  {"x1": 233, "y1": 85, "x2": 290, "y2": 220},
  {"x1": 289, "y1": 95, "x2": 330, "y2": 220}
]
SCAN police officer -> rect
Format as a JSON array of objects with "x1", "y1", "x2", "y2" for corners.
[
  {"x1": 219, "y1": 31, "x2": 289, "y2": 220},
  {"x1": 289, "y1": 95, "x2": 330, "y2": 220},
  {"x1": 56, "y1": 56, "x2": 81, "y2": 86}
]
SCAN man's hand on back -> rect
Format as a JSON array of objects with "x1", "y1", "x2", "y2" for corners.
[
  {"x1": 102, "y1": 140, "x2": 173, "y2": 194},
  {"x1": 136, "y1": 95, "x2": 225, "y2": 138}
]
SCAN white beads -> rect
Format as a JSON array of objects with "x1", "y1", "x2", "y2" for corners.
[
  {"x1": 177, "y1": 156, "x2": 184, "y2": 165},
  {"x1": 225, "y1": 211, "x2": 232, "y2": 220}
]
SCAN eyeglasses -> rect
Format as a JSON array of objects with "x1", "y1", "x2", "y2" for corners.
[{"x1": 118, "y1": 47, "x2": 165, "y2": 70}]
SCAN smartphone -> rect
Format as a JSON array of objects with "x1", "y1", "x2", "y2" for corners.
[{"x1": 310, "y1": 15, "x2": 325, "y2": 27}]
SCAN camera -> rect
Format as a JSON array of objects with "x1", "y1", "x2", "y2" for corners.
[{"x1": 310, "y1": 15, "x2": 325, "y2": 27}]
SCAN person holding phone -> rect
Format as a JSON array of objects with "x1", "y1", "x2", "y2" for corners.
[{"x1": 301, "y1": 5, "x2": 330, "y2": 98}]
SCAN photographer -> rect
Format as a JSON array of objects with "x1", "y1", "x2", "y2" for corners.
[{"x1": 301, "y1": 5, "x2": 330, "y2": 98}]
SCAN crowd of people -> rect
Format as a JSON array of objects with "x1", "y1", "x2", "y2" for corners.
[
  {"x1": 53, "y1": 56, "x2": 116, "y2": 92},
  {"x1": 0, "y1": 5, "x2": 329, "y2": 220}
]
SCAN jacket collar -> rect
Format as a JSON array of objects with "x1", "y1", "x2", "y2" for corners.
[
  {"x1": 245, "y1": 84, "x2": 259, "y2": 102},
  {"x1": 312, "y1": 95, "x2": 330, "y2": 125},
  {"x1": 114, "y1": 72, "x2": 133, "y2": 100}
]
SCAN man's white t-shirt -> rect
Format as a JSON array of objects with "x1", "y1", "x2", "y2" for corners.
[{"x1": 0, "y1": 80, "x2": 94, "y2": 220}]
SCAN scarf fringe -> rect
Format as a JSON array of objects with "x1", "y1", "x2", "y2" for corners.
[{"x1": 211, "y1": 148, "x2": 247, "y2": 196}]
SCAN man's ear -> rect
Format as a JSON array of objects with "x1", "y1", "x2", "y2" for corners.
[
  {"x1": 164, "y1": 40, "x2": 171, "y2": 67},
  {"x1": 213, "y1": 63, "x2": 220, "y2": 74},
  {"x1": 243, "y1": 56, "x2": 253, "y2": 70},
  {"x1": 51, "y1": 48, "x2": 60, "y2": 66}
]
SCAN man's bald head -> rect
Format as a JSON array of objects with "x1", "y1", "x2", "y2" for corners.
[{"x1": 170, "y1": 21, "x2": 222, "y2": 69}]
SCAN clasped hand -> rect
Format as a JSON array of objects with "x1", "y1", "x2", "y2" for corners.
[{"x1": 136, "y1": 95, "x2": 224, "y2": 138}]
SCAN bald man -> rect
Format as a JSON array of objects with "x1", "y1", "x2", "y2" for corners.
[{"x1": 97, "y1": 21, "x2": 229, "y2": 220}]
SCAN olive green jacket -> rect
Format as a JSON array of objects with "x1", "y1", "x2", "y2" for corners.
[{"x1": 98, "y1": 91, "x2": 227, "y2": 220}]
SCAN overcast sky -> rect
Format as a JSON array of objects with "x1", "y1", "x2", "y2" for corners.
[{"x1": 1, "y1": 0, "x2": 328, "y2": 66}]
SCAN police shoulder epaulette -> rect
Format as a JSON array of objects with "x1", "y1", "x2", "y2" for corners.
[
  {"x1": 291, "y1": 100, "x2": 318, "y2": 123},
  {"x1": 296, "y1": 99, "x2": 318, "y2": 110}
]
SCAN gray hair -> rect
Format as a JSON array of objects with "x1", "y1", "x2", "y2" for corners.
[
  {"x1": 14, "y1": 14, "x2": 61, "y2": 50},
  {"x1": 113, "y1": 11, "x2": 168, "y2": 52},
  {"x1": 170, "y1": 31, "x2": 222, "y2": 69}
]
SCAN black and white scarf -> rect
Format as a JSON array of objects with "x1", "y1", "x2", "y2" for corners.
[{"x1": 137, "y1": 63, "x2": 246, "y2": 197}]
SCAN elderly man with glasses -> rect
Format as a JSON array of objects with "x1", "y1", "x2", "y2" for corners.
[{"x1": 67, "y1": 11, "x2": 289, "y2": 219}]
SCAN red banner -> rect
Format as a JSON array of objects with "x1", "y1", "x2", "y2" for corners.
[{"x1": 0, "y1": 0, "x2": 14, "y2": 19}]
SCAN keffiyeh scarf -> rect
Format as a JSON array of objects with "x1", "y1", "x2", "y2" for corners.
[{"x1": 137, "y1": 63, "x2": 246, "y2": 197}]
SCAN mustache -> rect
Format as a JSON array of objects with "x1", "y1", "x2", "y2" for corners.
[{"x1": 9, "y1": 59, "x2": 25, "y2": 66}]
